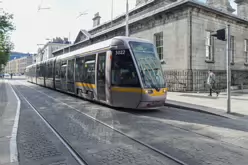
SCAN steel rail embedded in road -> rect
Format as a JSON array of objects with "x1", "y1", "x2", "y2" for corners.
[
  {"x1": 12, "y1": 84, "x2": 88, "y2": 165},
  {"x1": 17, "y1": 80, "x2": 189, "y2": 165}
]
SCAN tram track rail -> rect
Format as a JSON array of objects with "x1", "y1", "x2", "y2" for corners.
[
  {"x1": 14, "y1": 80, "x2": 189, "y2": 165},
  {"x1": 13, "y1": 85, "x2": 89, "y2": 165}
]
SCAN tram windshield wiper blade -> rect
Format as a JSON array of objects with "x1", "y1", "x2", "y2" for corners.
[
  {"x1": 150, "y1": 83, "x2": 160, "y2": 92},
  {"x1": 140, "y1": 65, "x2": 160, "y2": 91}
]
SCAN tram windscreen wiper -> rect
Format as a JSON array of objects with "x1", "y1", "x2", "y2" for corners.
[
  {"x1": 152, "y1": 68, "x2": 161, "y2": 91},
  {"x1": 150, "y1": 82, "x2": 160, "y2": 92},
  {"x1": 140, "y1": 69, "x2": 160, "y2": 91}
]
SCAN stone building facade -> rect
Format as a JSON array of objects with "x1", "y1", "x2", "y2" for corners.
[
  {"x1": 53, "y1": 0, "x2": 248, "y2": 92},
  {"x1": 5, "y1": 55, "x2": 33, "y2": 74},
  {"x1": 36, "y1": 38, "x2": 71, "y2": 63}
]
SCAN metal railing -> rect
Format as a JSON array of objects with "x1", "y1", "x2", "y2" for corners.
[{"x1": 164, "y1": 69, "x2": 248, "y2": 92}]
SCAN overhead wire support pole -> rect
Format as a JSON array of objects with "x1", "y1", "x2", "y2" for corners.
[
  {"x1": 125, "y1": 0, "x2": 129, "y2": 37},
  {"x1": 226, "y1": 24, "x2": 231, "y2": 113}
]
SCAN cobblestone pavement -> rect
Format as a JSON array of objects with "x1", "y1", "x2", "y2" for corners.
[
  {"x1": 0, "y1": 79, "x2": 7, "y2": 117},
  {"x1": 0, "y1": 79, "x2": 20, "y2": 165},
  {"x1": 11, "y1": 79, "x2": 248, "y2": 165},
  {"x1": 12, "y1": 80, "x2": 179, "y2": 165},
  {"x1": 14, "y1": 84, "x2": 80, "y2": 165}
]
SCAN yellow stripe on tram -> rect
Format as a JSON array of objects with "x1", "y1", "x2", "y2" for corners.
[
  {"x1": 111, "y1": 87, "x2": 142, "y2": 93},
  {"x1": 76, "y1": 82, "x2": 96, "y2": 89},
  {"x1": 111, "y1": 87, "x2": 169, "y2": 96}
]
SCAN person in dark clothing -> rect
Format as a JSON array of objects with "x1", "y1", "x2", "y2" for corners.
[
  {"x1": 10, "y1": 73, "x2": 13, "y2": 79},
  {"x1": 207, "y1": 70, "x2": 219, "y2": 96}
]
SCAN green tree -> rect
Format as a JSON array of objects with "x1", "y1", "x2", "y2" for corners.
[{"x1": 0, "y1": 12, "x2": 15, "y2": 72}]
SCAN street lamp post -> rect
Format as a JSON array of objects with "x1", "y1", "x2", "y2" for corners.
[{"x1": 125, "y1": 0, "x2": 129, "y2": 37}]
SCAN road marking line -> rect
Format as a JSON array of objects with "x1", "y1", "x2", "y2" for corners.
[{"x1": 8, "y1": 80, "x2": 20, "y2": 163}]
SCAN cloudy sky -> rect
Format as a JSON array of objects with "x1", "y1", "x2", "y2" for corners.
[{"x1": 2, "y1": 0, "x2": 237, "y2": 53}]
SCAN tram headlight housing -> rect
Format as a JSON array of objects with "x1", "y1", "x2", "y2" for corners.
[
  {"x1": 163, "y1": 88, "x2": 168, "y2": 93},
  {"x1": 145, "y1": 89, "x2": 153, "y2": 94}
]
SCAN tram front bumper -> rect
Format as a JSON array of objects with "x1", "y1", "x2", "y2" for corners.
[
  {"x1": 136, "y1": 88, "x2": 168, "y2": 109},
  {"x1": 137, "y1": 100, "x2": 165, "y2": 109}
]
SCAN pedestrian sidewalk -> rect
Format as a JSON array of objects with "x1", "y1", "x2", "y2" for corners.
[
  {"x1": 165, "y1": 90, "x2": 248, "y2": 119},
  {"x1": 0, "y1": 79, "x2": 19, "y2": 165}
]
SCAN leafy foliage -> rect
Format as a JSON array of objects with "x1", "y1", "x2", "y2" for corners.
[{"x1": 0, "y1": 12, "x2": 15, "y2": 71}]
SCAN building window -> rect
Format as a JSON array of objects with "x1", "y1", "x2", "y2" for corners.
[
  {"x1": 230, "y1": 36, "x2": 235, "y2": 64},
  {"x1": 154, "y1": 32, "x2": 163, "y2": 60},
  {"x1": 205, "y1": 31, "x2": 214, "y2": 61},
  {"x1": 245, "y1": 39, "x2": 248, "y2": 64}
]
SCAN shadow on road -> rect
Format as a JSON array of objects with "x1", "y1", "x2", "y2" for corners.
[
  {"x1": 12, "y1": 78, "x2": 248, "y2": 134},
  {"x1": 118, "y1": 106, "x2": 248, "y2": 133}
]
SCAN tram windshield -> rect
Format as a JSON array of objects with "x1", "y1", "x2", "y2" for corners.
[{"x1": 129, "y1": 41, "x2": 166, "y2": 90}]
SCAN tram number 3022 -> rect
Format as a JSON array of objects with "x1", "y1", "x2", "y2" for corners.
[{"x1": 115, "y1": 50, "x2": 126, "y2": 55}]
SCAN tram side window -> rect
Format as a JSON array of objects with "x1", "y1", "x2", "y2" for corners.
[
  {"x1": 46, "y1": 61, "x2": 52, "y2": 78},
  {"x1": 41, "y1": 63, "x2": 45, "y2": 77},
  {"x1": 37, "y1": 65, "x2": 40, "y2": 77},
  {"x1": 50, "y1": 61, "x2": 53, "y2": 78},
  {"x1": 85, "y1": 55, "x2": 96, "y2": 84},
  {"x1": 75, "y1": 57, "x2": 85, "y2": 82},
  {"x1": 111, "y1": 50, "x2": 140, "y2": 87},
  {"x1": 55, "y1": 61, "x2": 60, "y2": 79},
  {"x1": 60, "y1": 62, "x2": 67, "y2": 79},
  {"x1": 45, "y1": 62, "x2": 49, "y2": 78},
  {"x1": 67, "y1": 59, "x2": 74, "y2": 82},
  {"x1": 40, "y1": 64, "x2": 43, "y2": 77}
]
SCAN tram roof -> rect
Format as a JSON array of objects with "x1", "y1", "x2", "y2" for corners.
[
  {"x1": 56, "y1": 38, "x2": 113, "y2": 60},
  {"x1": 56, "y1": 36, "x2": 151, "y2": 60},
  {"x1": 26, "y1": 36, "x2": 152, "y2": 69}
]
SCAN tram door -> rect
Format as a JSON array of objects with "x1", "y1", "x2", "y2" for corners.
[
  {"x1": 97, "y1": 53, "x2": 106, "y2": 101},
  {"x1": 67, "y1": 59, "x2": 75, "y2": 93}
]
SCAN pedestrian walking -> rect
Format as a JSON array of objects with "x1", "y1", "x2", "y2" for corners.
[
  {"x1": 207, "y1": 70, "x2": 219, "y2": 97},
  {"x1": 10, "y1": 73, "x2": 13, "y2": 79}
]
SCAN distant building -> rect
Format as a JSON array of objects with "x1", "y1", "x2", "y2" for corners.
[
  {"x1": 5, "y1": 54, "x2": 33, "y2": 74},
  {"x1": 53, "y1": 0, "x2": 248, "y2": 91},
  {"x1": 36, "y1": 37, "x2": 71, "y2": 63},
  {"x1": 9, "y1": 52, "x2": 31, "y2": 61}
]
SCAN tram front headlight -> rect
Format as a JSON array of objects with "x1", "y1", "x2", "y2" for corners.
[
  {"x1": 163, "y1": 88, "x2": 168, "y2": 93},
  {"x1": 145, "y1": 89, "x2": 153, "y2": 94}
]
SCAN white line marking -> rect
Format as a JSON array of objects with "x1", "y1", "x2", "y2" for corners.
[
  {"x1": 8, "y1": 80, "x2": 20, "y2": 163},
  {"x1": 17, "y1": 80, "x2": 188, "y2": 165}
]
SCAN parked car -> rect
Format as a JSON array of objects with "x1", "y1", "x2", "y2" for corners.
[{"x1": 3, "y1": 73, "x2": 10, "y2": 78}]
